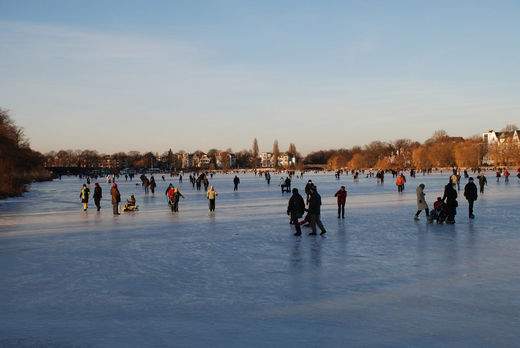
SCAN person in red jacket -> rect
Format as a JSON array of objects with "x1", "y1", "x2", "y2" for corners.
[{"x1": 334, "y1": 185, "x2": 347, "y2": 219}]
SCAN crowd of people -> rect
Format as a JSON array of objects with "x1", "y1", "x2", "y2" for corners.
[{"x1": 77, "y1": 168, "x2": 517, "y2": 234}]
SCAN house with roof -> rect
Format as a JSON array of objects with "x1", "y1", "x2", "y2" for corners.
[
  {"x1": 482, "y1": 130, "x2": 520, "y2": 145},
  {"x1": 216, "y1": 152, "x2": 236, "y2": 169}
]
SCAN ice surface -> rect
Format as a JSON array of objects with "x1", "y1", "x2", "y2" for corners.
[{"x1": 1, "y1": 172, "x2": 519, "y2": 347}]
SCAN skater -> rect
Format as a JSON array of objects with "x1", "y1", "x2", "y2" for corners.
[
  {"x1": 504, "y1": 170, "x2": 510, "y2": 182},
  {"x1": 396, "y1": 173, "x2": 406, "y2": 193},
  {"x1": 80, "y1": 184, "x2": 90, "y2": 211},
  {"x1": 233, "y1": 175, "x2": 240, "y2": 191},
  {"x1": 169, "y1": 188, "x2": 184, "y2": 212},
  {"x1": 334, "y1": 186, "x2": 347, "y2": 218},
  {"x1": 142, "y1": 176, "x2": 150, "y2": 194},
  {"x1": 207, "y1": 185, "x2": 218, "y2": 212},
  {"x1": 478, "y1": 174, "x2": 487, "y2": 193},
  {"x1": 150, "y1": 176, "x2": 157, "y2": 194},
  {"x1": 265, "y1": 171, "x2": 271, "y2": 184},
  {"x1": 308, "y1": 186, "x2": 326, "y2": 235},
  {"x1": 93, "y1": 182, "x2": 102, "y2": 211},
  {"x1": 414, "y1": 184, "x2": 430, "y2": 221},
  {"x1": 287, "y1": 188, "x2": 305, "y2": 236},
  {"x1": 464, "y1": 177, "x2": 478, "y2": 219},
  {"x1": 304, "y1": 180, "x2": 313, "y2": 204},
  {"x1": 110, "y1": 183, "x2": 121, "y2": 215},
  {"x1": 442, "y1": 179, "x2": 458, "y2": 224}
]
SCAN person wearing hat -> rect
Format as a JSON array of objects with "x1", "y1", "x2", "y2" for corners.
[
  {"x1": 110, "y1": 183, "x2": 121, "y2": 215},
  {"x1": 464, "y1": 177, "x2": 478, "y2": 219},
  {"x1": 80, "y1": 184, "x2": 90, "y2": 211}
]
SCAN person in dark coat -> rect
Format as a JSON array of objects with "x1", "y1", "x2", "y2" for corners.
[
  {"x1": 464, "y1": 177, "x2": 478, "y2": 218},
  {"x1": 93, "y1": 182, "x2": 102, "y2": 211},
  {"x1": 304, "y1": 180, "x2": 313, "y2": 204},
  {"x1": 150, "y1": 176, "x2": 157, "y2": 194},
  {"x1": 334, "y1": 186, "x2": 347, "y2": 219},
  {"x1": 287, "y1": 188, "x2": 305, "y2": 236},
  {"x1": 171, "y1": 188, "x2": 184, "y2": 212},
  {"x1": 110, "y1": 183, "x2": 121, "y2": 215},
  {"x1": 233, "y1": 175, "x2": 240, "y2": 191},
  {"x1": 442, "y1": 180, "x2": 458, "y2": 224},
  {"x1": 308, "y1": 186, "x2": 326, "y2": 235},
  {"x1": 478, "y1": 174, "x2": 487, "y2": 193}
]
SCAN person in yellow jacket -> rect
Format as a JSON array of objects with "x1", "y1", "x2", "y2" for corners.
[
  {"x1": 206, "y1": 186, "x2": 218, "y2": 212},
  {"x1": 80, "y1": 184, "x2": 90, "y2": 211}
]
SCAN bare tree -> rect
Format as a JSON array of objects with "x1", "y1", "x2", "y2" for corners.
[{"x1": 501, "y1": 124, "x2": 519, "y2": 132}]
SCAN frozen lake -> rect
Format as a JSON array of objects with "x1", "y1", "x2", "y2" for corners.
[{"x1": 1, "y1": 171, "x2": 519, "y2": 347}]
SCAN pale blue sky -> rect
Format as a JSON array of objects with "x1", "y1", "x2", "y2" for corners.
[{"x1": 1, "y1": 0, "x2": 519, "y2": 155}]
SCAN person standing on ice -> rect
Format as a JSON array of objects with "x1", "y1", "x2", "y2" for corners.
[
  {"x1": 80, "y1": 184, "x2": 90, "y2": 211},
  {"x1": 464, "y1": 177, "x2": 478, "y2": 219},
  {"x1": 304, "y1": 180, "x2": 313, "y2": 204},
  {"x1": 207, "y1": 185, "x2": 218, "y2": 212},
  {"x1": 334, "y1": 186, "x2": 347, "y2": 219},
  {"x1": 110, "y1": 183, "x2": 121, "y2": 215},
  {"x1": 478, "y1": 174, "x2": 487, "y2": 193},
  {"x1": 442, "y1": 180, "x2": 458, "y2": 224},
  {"x1": 308, "y1": 186, "x2": 326, "y2": 235},
  {"x1": 93, "y1": 182, "x2": 102, "y2": 211},
  {"x1": 396, "y1": 173, "x2": 406, "y2": 193},
  {"x1": 414, "y1": 184, "x2": 430, "y2": 221},
  {"x1": 150, "y1": 176, "x2": 157, "y2": 194},
  {"x1": 171, "y1": 188, "x2": 184, "y2": 212},
  {"x1": 287, "y1": 188, "x2": 305, "y2": 236},
  {"x1": 233, "y1": 175, "x2": 240, "y2": 191}
]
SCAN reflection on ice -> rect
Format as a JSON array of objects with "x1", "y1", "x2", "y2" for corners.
[{"x1": 0, "y1": 172, "x2": 519, "y2": 346}]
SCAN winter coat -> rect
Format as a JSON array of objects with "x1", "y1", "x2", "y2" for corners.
[
  {"x1": 80, "y1": 187, "x2": 90, "y2": 203},
  {"x1": 233, "y1": 176, "x2": 240, "y2": 185},
  {"x1": 478, "y1": 175, "x2": 487, "y2": 187},
  {"x1": 416, "y1": 185, "x2": 428, "y2": 210},
  {"x1": 308, "y1": 192, "x2": 322, "y2": 215},
  {"x1": 207, "y1": 189, "x2": 218, "y2": 200},
  {"x1": 396, "y1": 176, "x2": 405, "y2": 186},
  {"x1": 464, "y1": 182, "x2": 478, "y2": 201},
  {"x1": 334, "y1": 189, "x2": 347, "y2": 205},
  {"x1": 93, "y1": 186, "x2": 102, "y2": 201},
  {"x1": 287, "y1": 193, "x2": 305, "y2": 219},
  {"x1": 442, "y1": 183, "x2": 458, "y2": 215},
  {"x1": 110, "y1": 186, "x2": 121, "y2": 204}
]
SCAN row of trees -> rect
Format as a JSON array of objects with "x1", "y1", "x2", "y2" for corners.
[
  {"x1": 0, "y1": 109, "x2": 51, "y2": 198},
  {"x1": 303, "y1": 128, "x2": 519, "y2": 170},
  {"x1": 45, "y1": 138, "x2": 303, "y2": 171}
]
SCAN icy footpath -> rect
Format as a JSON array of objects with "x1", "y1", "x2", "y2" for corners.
[{"x1": 0, "y1": 173, "x2": 519, "y2": 347}]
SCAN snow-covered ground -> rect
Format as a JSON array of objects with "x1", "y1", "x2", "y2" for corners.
[{"x1": 1, "y1": 171, "x2": 519, "y2": 347}]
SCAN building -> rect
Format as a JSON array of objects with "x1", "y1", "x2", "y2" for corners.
[
  {"x1": 216, "y1": 152, "x2": 236, "y2": 169},
  {"x1": 182, "y1": 153, "x2": 194, "y2": 169},
  {"x1": 260, "y1": 152, "x2": 273, "y2": 167},
  {"x1": 482, "y1": 130, "x2": 520, "y2": 146},
  {"x1": 278, "y1": 152, "x2": 297, "y2": 167}
]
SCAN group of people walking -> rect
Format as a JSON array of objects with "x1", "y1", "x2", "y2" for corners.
[{"x1": 414, "y1": 176, "x2": 479, "y2": 224}]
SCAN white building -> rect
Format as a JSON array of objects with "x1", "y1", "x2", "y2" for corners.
[{"x1": 482, "y1": 130, "x2": 520, "y2": 146}]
